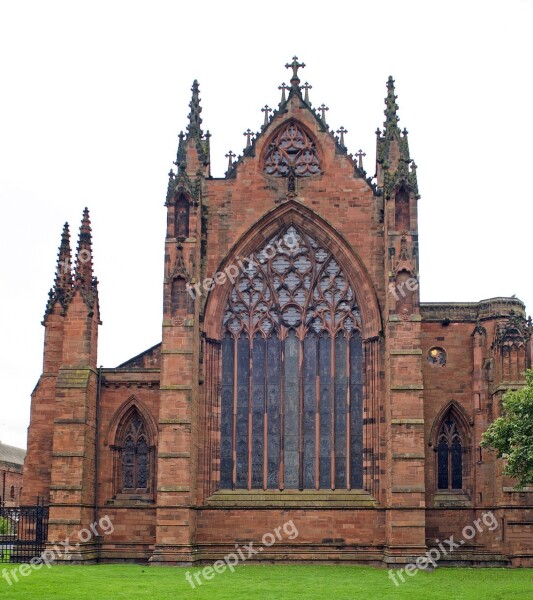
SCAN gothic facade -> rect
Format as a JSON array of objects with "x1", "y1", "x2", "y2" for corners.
[{"x1": 23, "y1": 59, "x2": 533, "y2": 566}]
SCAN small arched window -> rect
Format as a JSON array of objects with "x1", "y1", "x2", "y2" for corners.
[
  {"x1": 437, "y1": 416, "x2": 463, "y2": 490},
  {"x1": 10, "y1": 486, "x2": 15, "y2": 499},
  {"x1": 175, "y1": 194, "x2": 190, "y2": 239}
]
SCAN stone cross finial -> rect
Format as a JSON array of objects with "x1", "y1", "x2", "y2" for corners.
[
  {"x1": 337, "y1": 126, "x2": 348, "y2": 147},
  {"x1": 243, "y1": 129, "x2": 254, "y2": 148},
  {"x1": 285, "y1": 56, "x2": 306, "y2": 87},
  {"x1": 302, "y1": 82, "x2": 312, "y2": 103},
  {"x1": 355, "y1": 149, "x2": 366, "y2": 170},
  {"x1": 318, "y1": 104, "x2": 329, "y2": 123},
  {"x1": 225, "y1": 150, "x2": 236, "y2": 171},
  {"x1": 261, "y1": 105, "x2": 272, "y2": 128},
  {"x1": 278, "y1": 83, "x2": 290, "y2": 104}
]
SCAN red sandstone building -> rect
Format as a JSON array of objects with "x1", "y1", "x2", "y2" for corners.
[
  {"x1": 23, "y1": 60, "x2": 533, "y2": 566},
  {"x1": 0, "y1": 441, "x2": 25, "y2": 507}
]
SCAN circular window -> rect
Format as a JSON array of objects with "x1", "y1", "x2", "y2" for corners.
[{"x1": 428, "y1": 347, "x2": 446, "y2": 366}]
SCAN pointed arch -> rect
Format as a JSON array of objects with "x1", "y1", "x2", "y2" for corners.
[
  {"x1": 104, "y1": 395, "x2": 158, "y2": 448},
  {"x1": 105, "y1": 396, "x2": 157, "y2": 499},
  {"x1": 429, "y1": 400, "x2": 472, "y2": 447},
  {"x1": 262, "y1": 119, "x2": 322, "y2": 177},
  {"x1": 430, "y1": 400, "x2": 472, "y2": 492},
  {"x1": 203, "y1": 199, "x2": 382, "y2": 341},
  {"x1": 202, "y1": 200, "x2": 381, "y2": 493}
]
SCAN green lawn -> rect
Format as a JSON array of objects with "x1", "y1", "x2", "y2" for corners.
[{"x1": 0, "y1": 564, "x2": 531, "y2": 599}]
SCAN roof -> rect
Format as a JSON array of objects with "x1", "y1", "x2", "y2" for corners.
[{"x1": 0, "y1": 441, "x2": 26, "y2": 466}]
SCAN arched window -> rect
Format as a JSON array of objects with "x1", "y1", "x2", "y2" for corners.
[
  {"x1": 115, "y1": 408, "x2": 152, "y2": 494},
  {"x1": 175, "y1": 194, "x2": 190, "y2": 239},
  {"x1": 436, "y1": 415, "x2": 463, "y2": 490},
  {"x1": 10, "y1": 486, "x2": 15, "y2": 499},
  {"x1": 220, "y1": 225, "x2": 363, "y2": 490}
]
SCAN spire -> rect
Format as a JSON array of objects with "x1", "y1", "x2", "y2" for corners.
[
  {"x1": 75, "y1": 208, "x2": 94, "y2": 290},
  {"x1": 383, "y1": 76, "x2": 400, "y2": 133},
  {"x1": 43, "y1": 222, "x2": 74, "y2": 321},
  {"x1": 186, "y1": 80, "x2": 203, "y2": 139},
  {"x1": 55, "y1": 222, "x2": 73, "y2": 294}
]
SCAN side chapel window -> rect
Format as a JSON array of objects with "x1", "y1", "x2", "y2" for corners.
[{"x1": 436, "y1": 415, "x2": 463, "y2": 490}]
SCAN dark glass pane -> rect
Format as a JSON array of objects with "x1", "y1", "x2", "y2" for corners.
[
  {"x1": 334, "y1": 334, "x2": 347, "y2": 488},
  {"x1": 437, "y1": 440, "x2": 449, "y2": 490},
  {"x1": 303, "y1": 333, "x2": 317, "y2": 488},
  {"x1": 235, "y1": 335, "x2": 250, "y2": 488},
  {"x1": 175, "y1": 195, "x2": 190, "y2": 238},
  {"x1": 220, "y1": 334, "x2": 234, "y2": 489},
  {"x1": 284, "y1": 330, "x2": 300, "y2": 489},
  {"x1": 451, "y1": 439, "x2": 463, "y2": 489},
  {"x1": 251, "y1": 335, "x2": 266, "y2": 488},
  {"x1": 267, "y1": 334, "x2": 281, "y2": 488},
  {"x1": 123, "y1": 438, "x2": 135, "y2": 490},
  {"x1": 318, "y1": 334, "x2": 332, "y2": 489},
  {"x1": 137, "y1": 438, "x2": 148, "y2": 488},
  {"x1": 350, "y1": 332, "x2": 363, "y2": 488}
]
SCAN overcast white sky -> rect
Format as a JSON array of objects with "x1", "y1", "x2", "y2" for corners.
[{"x1": 1, "y1": 1, "x2": 531, "y2": 449}]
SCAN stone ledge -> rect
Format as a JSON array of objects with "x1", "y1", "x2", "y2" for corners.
[
  {"x1": 391, "y1": 486, "x2": 425, "y2": 493},
  {"x1": 390, "y1": 349, "x2": 423, "y2": 355},
  {"x1": 158, "y1": 452, "x2": 191, "y2": 458},
  {"x1": 159, "y1": 419, "x2": 191, "y2": 425},
  {"x1": 391, "y1": 419, "x2": 424, "y2": 425},
  {"x1": 392, "y1": 453, "x2": 425, "y2": 459},
  {"x1": 158, "y1": 486, "x2": 191, "y2": 492},
  {"x1": 48, "y1": 519, "x2": 82, "y2": 525},
  {"x1": 50, "y1": 485, "x2": 83, "y2": 491},
  {"x1": 205, "y1": 489, "x2": 377, "y2": 508},
  {"x1": 52, "y1": 451, "x2": 84, "y2": 458},
  {"x1": 390, "y1": 384, "x2": 424, "y2": 390},
  {"x1": 503, "y1": 486, "x2": 533, "y2": 493},
  {"x1": 160, "y1": 385, "x2": 192, "y2": 391}
]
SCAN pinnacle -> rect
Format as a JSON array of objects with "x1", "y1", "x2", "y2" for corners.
[
  {"x1": 383, "y1": 75, "x2": 400, "y2": 132},
  {"x1": 186, "y1": 79, "x2": 203, "y2": 139}
]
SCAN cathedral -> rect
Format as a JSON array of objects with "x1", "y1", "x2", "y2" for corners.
[{"x1": 23, "y1": 58, "x2": 533, "y2": 566}]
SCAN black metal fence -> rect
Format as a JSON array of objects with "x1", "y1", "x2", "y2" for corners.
[{"x1": 0, "y1": 506, "x2": 49, "y2": 563}]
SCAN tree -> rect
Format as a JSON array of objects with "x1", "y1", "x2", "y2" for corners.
[
  {"x1": 0, "y1": 516, "x2": 14, "y2": 535},
  {"x1": 481, "y1": 369, "x2": 533, "y2": 488}
]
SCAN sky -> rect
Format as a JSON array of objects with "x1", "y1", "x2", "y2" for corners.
[{"x1": 1, "y1": 0, "x2": 532, "y2": 449}]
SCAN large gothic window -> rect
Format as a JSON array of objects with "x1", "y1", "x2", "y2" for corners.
[
  {"x1": 220, "y1": 225, "x2": 363, "y2": 490},
  {"x1": 436, "y1": 416, "x2": 463, "y2": 490},
  {"x1": 264, "y1": 121, "x2": 321, "y2": 177}
]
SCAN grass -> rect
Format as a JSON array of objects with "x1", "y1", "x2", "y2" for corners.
[{"x1": 0, "y1": 564, "x2": 531, "y2": 599}]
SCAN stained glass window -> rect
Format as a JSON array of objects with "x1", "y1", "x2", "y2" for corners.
[
  {"x1": 437, "y1": 416, "x2": 463, "y2": 490},
  {"x1": 120, "y1": 411, "x2": 150, "y2": 492},
  {"x1": 220, "y1": 225, "x2": 363, "y2": 490}
]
